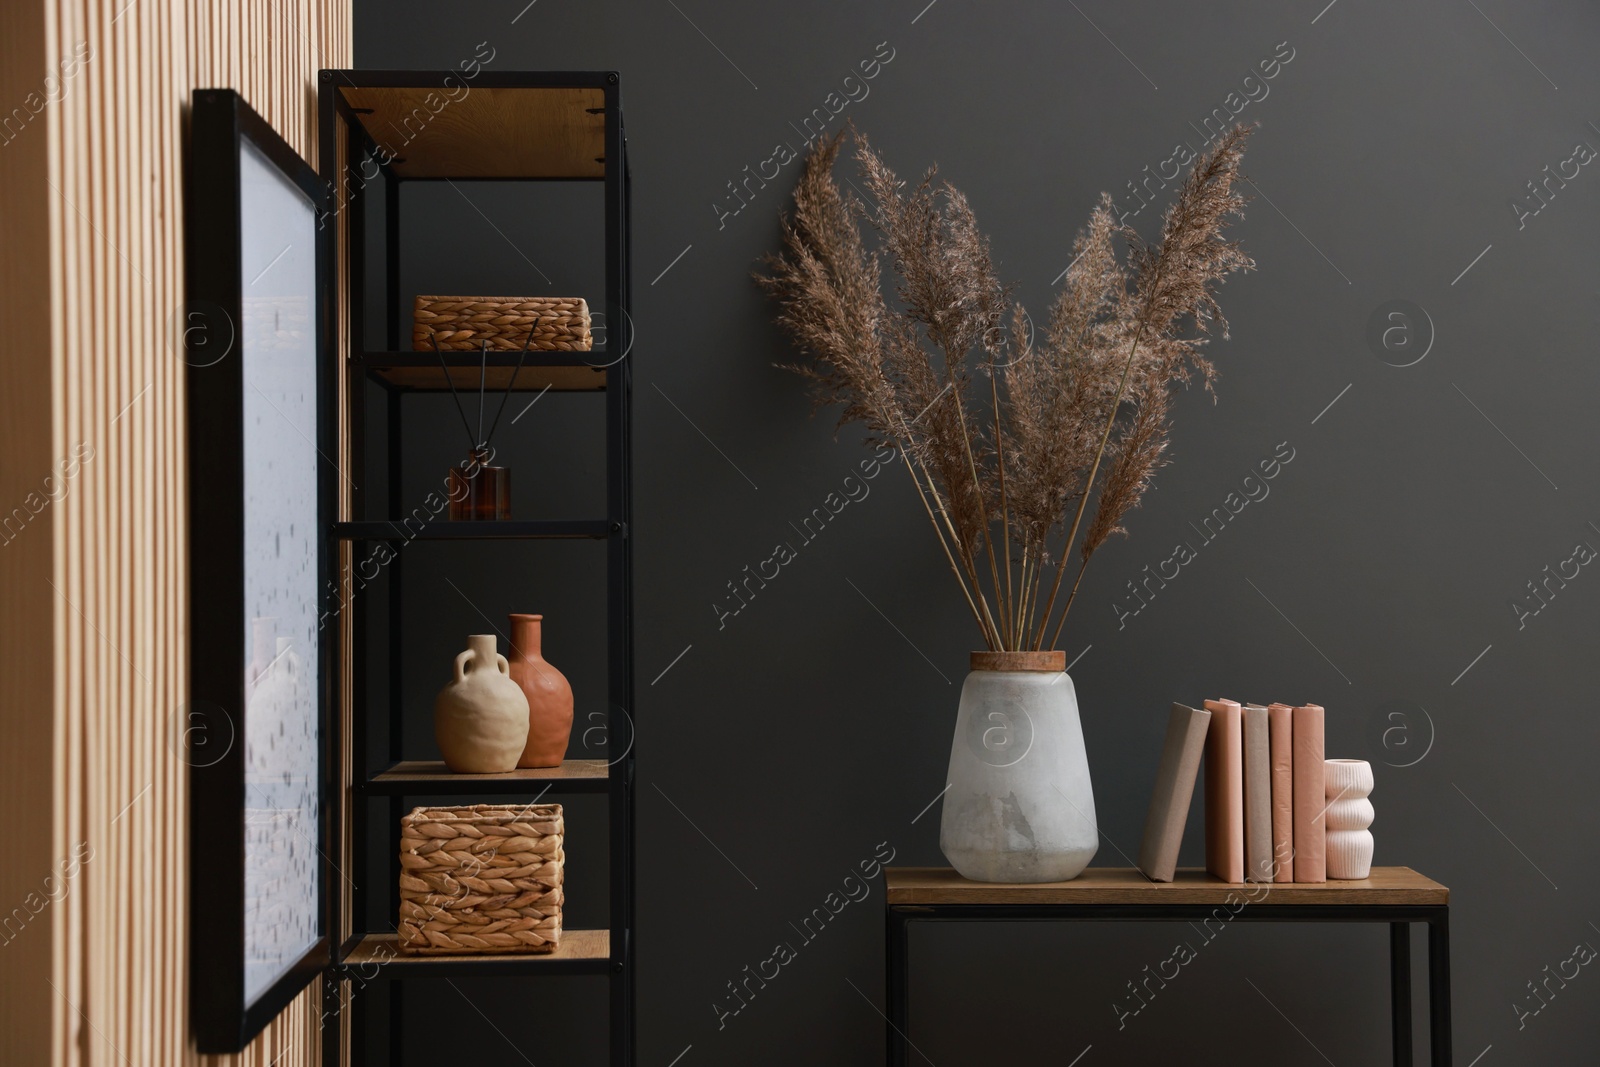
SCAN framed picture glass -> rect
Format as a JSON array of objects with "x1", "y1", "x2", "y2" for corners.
[{"x1": 186, "y1": 88, "x2": 336, "y2": 1054}]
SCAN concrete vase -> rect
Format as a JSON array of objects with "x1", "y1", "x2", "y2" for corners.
[{"x1": 939, "y1": 651, "x2": 1099, "y2": 883}]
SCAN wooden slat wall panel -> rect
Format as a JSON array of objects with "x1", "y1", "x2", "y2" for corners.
[{"x1": 0, "y1": 1, "x2": 347, "y2": 1065}]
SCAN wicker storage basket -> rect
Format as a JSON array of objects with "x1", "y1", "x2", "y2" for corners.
[
  {"x1": 397, "y1": 804, "x2": 564, "y2": 955},
  {"x1": 413, "y1": 295, "x2": 592, "y2": 351}
]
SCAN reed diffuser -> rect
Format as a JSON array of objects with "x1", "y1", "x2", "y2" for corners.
[{"x1": 430, "y1": 328, "x2": 532, "y2": 521}]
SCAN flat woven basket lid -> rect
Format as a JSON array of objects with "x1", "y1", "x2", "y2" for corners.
[{"x1": 402, "y1": 803, "x2": 562, "y2": 830}]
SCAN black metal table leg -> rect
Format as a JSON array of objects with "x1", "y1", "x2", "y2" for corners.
[
  {"x1": 1428, "y1": 911, "x2": 1452, "y2": 1066},
  {"x1": 1391, "y1": 922, "x2": 1412, "y2": 1066},
  {"x1": 886, "y1": 909, "x2": 909, "y2": 1067}
]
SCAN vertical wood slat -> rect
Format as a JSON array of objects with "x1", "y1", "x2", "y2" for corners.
[{"x1": 0, "y1": 0, "x2": 347, "y2": 1064}]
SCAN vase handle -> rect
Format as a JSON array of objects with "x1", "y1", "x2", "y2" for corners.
[
  {"x1": 452, "y1": 649, "x2": 473, "y2": 684},
  {"x1": 495, "y1": 653, "x2": 510, "y2": 676}
]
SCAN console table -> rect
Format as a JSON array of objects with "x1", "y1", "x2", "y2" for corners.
[{"x1": 884, "y1": 866, "x2": 1450, "y2": 1066}]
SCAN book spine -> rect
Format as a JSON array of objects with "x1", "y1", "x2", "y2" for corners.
[
  {"x1": 1242, "y1": 705, "x2": 1272, "y2": 882},
  {"x1": 1268, "y1": 703, "x2": 1295, "y2": 883},
  {"x1": 1292, "y1": 703, "x2": 1327, "y2": 883},
  {"x1": 1203, "y1": 699, "x2": 1244, "y2": 883},
  {"x1": 1137, "y1": 703, "x2": 1211, "y2": 883}
]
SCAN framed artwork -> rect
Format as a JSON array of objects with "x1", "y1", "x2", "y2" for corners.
[{"x1": 185, "y1": 88, "x2": 336, "y2": 1054}]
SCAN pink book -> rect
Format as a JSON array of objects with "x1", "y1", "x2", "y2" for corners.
[
  {"x1": 1293, "y1": 703, "x2": 1327, "y2": 883},
  {"x1": 1268, "y1": 703, "x2": 1295, "y2": 882},
  {"x1": 1203, "y1": 699, "x2": 1244, "y2": 883}
]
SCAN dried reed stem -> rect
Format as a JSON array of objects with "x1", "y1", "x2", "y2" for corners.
[
  {"x1": 758, "y1": 124, "x2": 1253, "y2": 652},
  {"x1": 1031, "y1": 294, "x2": 1157, "y2": 650},
  {"x1": 899, "y1": 452, "x2": 996, "y2": 645}
]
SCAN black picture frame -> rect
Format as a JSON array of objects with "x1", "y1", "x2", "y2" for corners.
[{"x1": 185, "y1": 88, "x2": 338, "y2": 1054}]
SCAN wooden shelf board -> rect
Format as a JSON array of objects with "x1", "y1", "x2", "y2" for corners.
[
  {"x1": 360, "y1": 349, "x2": 606, "y2": 365},
  {"x1": 342, "y1": 930, "x2": 610, "y2": 973},
  {"x1": 364, "y1": 759, "x2": 610, "y2": 795},
  {"x1": 338, "y1": 85, "x2": 605, "y2": 179},
  {"x1": 332, "y1": 520, "x2": 610, "y2": 541},
  {"x1": 373, "y1": 365, "x2": 606, "y2": 393},
  {"x1": 885, "y1": 866, "x2": 1448, "y2": 906}
]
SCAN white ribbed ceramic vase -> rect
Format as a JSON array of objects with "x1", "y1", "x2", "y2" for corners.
[
  {"x1": 1325, "y1": 758, "x2": 1374, "y2": 879},
  {"x1": 939, "y1": 651, "x2": 1099, "y2": 883}
]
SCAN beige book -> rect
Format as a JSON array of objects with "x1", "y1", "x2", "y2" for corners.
[
  {"x1": 1137, "y1": 703, "x2": 1213, "y2": 882},
  {"x1": 1242, "y1": 704, "x2": 1272, "y2": 882}
]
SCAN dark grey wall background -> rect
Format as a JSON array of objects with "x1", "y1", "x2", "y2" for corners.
[{"x1": 354, "y1": 2, "x2": 1600, "y2": 1063}]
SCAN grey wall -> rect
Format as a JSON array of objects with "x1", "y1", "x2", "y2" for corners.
[{"x1": 355, "y1": 2, "x2": 1600, "y2": 1063}]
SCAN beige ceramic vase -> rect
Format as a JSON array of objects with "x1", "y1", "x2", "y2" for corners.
[
  {"x1": 433, "y1": 634, "x2": 529, "y2": 773},
  {"x1": 508, "y1": 614, "x2": 574, "y2": 768}
]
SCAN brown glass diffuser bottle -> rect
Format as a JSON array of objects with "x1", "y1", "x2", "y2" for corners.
[
  {"x1": 448, "y1": 447, "x2": 510, "y2": 520},
  {"x1": 428, "y1": 328, "x2": 534, "y2": 522}
]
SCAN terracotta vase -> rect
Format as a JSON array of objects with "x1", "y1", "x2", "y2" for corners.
[
  {"x1": 508, "y1": 614, "x2": 574, "y2": 768},
  {"x1": 433, "y1": 634, "x2": 529, "y2": 773}
]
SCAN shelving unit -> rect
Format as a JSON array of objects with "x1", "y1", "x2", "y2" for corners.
[{"x1": 317, "y1": 71, "x2": 633, "y2": 1067}]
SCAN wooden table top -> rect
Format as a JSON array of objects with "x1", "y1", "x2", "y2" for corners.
[{"x1": 885, "y1": 867, "x2": 1447, "y2": 906}]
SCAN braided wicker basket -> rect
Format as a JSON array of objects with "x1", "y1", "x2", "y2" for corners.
[
  {"x1": 397, "y1": 804, "x2": 564, "y2": 955},
  {"x1": 413, "y1": 296, "x2": 592, "y2": 351}
]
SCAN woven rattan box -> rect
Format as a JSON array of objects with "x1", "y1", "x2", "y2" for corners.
[
  {"x1": 413, "y1": 295, "x2": 592, "y2": 351},
  {"x1": 397, "y1": 803, "x2": 564, "y2": 955}
]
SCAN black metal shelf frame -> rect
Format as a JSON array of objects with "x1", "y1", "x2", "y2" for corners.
[{"x1": 316, "y1": 69, "x2": 634, "y2": 1067}]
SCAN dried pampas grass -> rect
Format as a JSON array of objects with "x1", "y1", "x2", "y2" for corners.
[{"x1": 757, "y1": 125, "x2": 1254, "y2": 651}]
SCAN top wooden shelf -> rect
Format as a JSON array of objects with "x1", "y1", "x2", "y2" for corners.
[
  {"x1": 336, "y1": 83, "x2": 606, "y2": 180},
  {"x1": 885, "y1": 867, "x2": 1448, "y2": 907}
]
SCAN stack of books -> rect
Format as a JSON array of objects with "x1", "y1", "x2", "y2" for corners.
[{"x1": 1136, "y1": 699, "x2": 1327, "y2": 884}]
